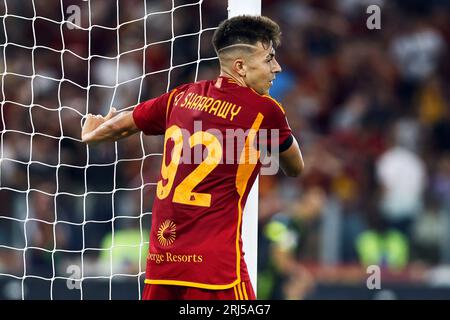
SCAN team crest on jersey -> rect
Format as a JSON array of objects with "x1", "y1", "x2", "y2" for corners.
[{"x1": 157, "y1": 219, "x2": 177, "y2": 246}]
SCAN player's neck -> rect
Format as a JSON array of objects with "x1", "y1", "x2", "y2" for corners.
[{"x1": 219, "y1": 71, "x2": 247, "y2": 88}]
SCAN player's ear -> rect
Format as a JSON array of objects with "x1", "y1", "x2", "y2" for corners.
[{"x1": 233, "y1": 58, "x2": 246, "y2": 77}]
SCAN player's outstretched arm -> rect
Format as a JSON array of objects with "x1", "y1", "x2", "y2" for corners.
[
  {"x1": 278, "y1": 136, "x2": 304, "y2": 177},
  {"x1": 81, "y1": 108, "x2": 140, "y2": 145}
]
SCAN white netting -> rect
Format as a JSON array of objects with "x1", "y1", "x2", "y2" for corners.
[{"x1": 0, "y1": 0, "x2": 225, "y2": 299}]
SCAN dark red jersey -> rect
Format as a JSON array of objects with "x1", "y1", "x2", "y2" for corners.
[{"x1": 133, "y1": 76, "x2": 293, "y2": 289}]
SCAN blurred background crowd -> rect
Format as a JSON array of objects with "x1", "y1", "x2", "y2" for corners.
[{"x1": 0, "y1": 0, "x2": 449, "y2": 299}]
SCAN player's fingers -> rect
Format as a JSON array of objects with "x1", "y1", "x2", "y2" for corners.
[{"x1": 104, "y1": 107, "x2": 116, "y2": 120}]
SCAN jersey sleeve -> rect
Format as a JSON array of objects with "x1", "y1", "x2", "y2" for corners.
[
  {"x1": 132, "y1": 88, "x2": 179, "y2": 135},
  {"x1": 261, "y1": 96, "x2": 294, "y2": 153}
]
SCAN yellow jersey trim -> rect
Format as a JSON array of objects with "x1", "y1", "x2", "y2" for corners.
[
  {"x1": 241, "y1": 282, "x2": 249, "y2": 300},
  {"x1": 235, "y1": 198, "x2": 244, "y2": 284},
  {"x1": 262, "y1": 94, "x2": 286, "y2": 114},
  {"x1": 249, "y1": 87, "x2": 286, "y2": 114},
  {"x1": 144, "y1": 278, "x2": 240, "y2": 290},
  {"x1": 236, "y1": 282, "x2": 244, "y2": 300},
  {"x1": 165, "y1": 89, "x2": 178, "y2": 121},
  {"x1": 234, "y1": 113, "x2": 264, "y2": 287}
]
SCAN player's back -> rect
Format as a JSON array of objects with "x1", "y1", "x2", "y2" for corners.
[{"x1": 134, "y1": 76, "x2": 291, "y2": 288}]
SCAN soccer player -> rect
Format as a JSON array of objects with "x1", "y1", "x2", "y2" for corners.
[{"x1": 81, "y1": 15, "x2": 303, "y2": 300}]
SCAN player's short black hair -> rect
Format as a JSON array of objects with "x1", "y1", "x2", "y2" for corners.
[{"x1": 212, "y1": 15, "x2": 281, "y2": 53}]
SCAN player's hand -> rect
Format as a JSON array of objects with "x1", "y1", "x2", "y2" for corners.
[{"x1": 81, "y1": 107, "x2": 117, "y2": 142}]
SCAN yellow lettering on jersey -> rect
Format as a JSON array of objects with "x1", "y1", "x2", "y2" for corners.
[
  {"x1": 177, "y1": 93, "x2": 241, "y2": 122},
  {"x1": 217, "y1": 102, "x2": 231, "y2": 119},
  {"x1": 173, "y1": 130, "x2": 222, "y2": 207},
  {"x1": 162, "y1": 252, "x2": 204, "y2": 263},
  {"x1": 173, "y1": 91, "x2": 184, "y2": 106},
  {"x1": 180, "y1": 92, "x2": 192, "y2": 107},
  {"x1": 184, "y1": 93, "x2": 197, "y2": 109},
  {"x1": 194, "y1": 97, "x2": 208, "y2": 110},
  {"x1": 148, "y1": 253, "x2": 165, "y2": 264},
  {"x1": 230, "y1": 105, "x2": 241, "y2": 121},
  {"x1": 201, "y1": 97, "x2": 215, "y2": 112},
  {"x1": 157, "y1": 125, "x2": 183, "y2": 200},
  {"x1": 190, "y1": 94, "x2": 203, "y2": 109},
  {"x1": 208, "y1": 100, "x2": 222, "y2": 116}
]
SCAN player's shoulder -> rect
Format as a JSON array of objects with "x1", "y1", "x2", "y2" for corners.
[
  {"x1": 172, "y1": 79, "x2": 211, "y2": 92},
  {"x1": 247, "y1": 89, "x2": 286, "y2": 115},
  {"x1": 171, "y1": 83, "x2": 192, "y2": 93}
]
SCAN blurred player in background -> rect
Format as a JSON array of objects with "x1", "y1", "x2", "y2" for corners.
[{"x1": 81, "y1": 15, "x2": 303, "y2": 300}]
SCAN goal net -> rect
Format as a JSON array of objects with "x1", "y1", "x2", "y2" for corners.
[{"x1": 0, "y1": 0, "x2": 260, "y2": 299}]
